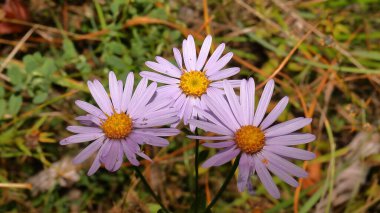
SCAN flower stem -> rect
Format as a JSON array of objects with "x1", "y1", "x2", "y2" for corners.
[
  {"x1": 194, "y1": 128, "x2": 200, "y2": 213},
  {"x1": 133, "y1": 166, "x2": 170, "y2": 213},
  {"x1": 204, "y1": 154, "x2": 241, "y2": 212}
]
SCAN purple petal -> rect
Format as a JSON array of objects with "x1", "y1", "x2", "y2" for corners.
[
  {"x1": 146, "y1": 60, "x2": 181, "y2": 78},
  {"x1": 182, "y1": 39, "x2": 190, "y2": 71},
  {"x1": 156, "y1": 85, "x2": 182, "y2": 102},
  {"x1": 109, "y1": 71, "x2": 121, "y2": 113},
  {"x1": 73, "y1": 136, "x2": 105, "y2": 164},
  {"x1": 134, "y1": 116, "x2": 179, "y2": 128},
  {"x1": 240, "y1": 79, "x2": 249, "y2": 125},
  {"x1": 136, "y1": 108, "x2": 177, "y2": 122},
  {"x1": 121, "y1": 72, "x2": 134, "y2": 112},
  {"x1": 133, "y1": 128, "x2": 180, "y2": 137},
  {"x1": 264, "y1": 118, "x2": 312, "y2": 137},
  {"x1": 60, "y1": 133, "x2": 104, "y2": 145},
  {"x1": 128, "y1": 82, "x2": 157, "y2": 117},
  {"x1": 111, "y1": 147, "x2": 124, "y2": 172},
  {"x1": 254, "y1": 155, "x2": 280, "y2": 199},
  {"x1": 75, "y1": 100, "x2": 106, "y2": 119},
  {"x1": 202, "y1": 147, "x2": 240, "y2": 168},
  {"x1": 202, "y1": 141, "x2": 235, "y2": 148},
  {"x1": 253, "y1": 79, "x2": 274, "y2": 126},
  {"x1": 100, "y1": 139, "x2": 111, "y2": 158},
  {"x1": 210, "y1": 80, "x2": 242, "y2": 88},
  {"x1": 66, "y1": 126, "x2": 102, "y2": 134},
  {"x1": 87, "y1": 141, "x2": 108, "y2": 175},
  {"x1": 140, "y1": 71, "x2": 180, "y2": 85},
  {"x1": 257, "y1": 153, "x2": 298, "y2": 187},
  {"x1": 127, "y1": 77, "x2": 148, "y2": 113},
  {"x1": 206, "y1": 52, "x2": 234, "y2": 76},
  {"x1": 90, "y1": 116, "x2": 102, "y2": 126},
  {"x1": 208, "y1": 67, "x2": 240, "y2": 81},
  {"x1": 264, "y1": 145, "x2": 316, "y2": 160},
  {"x1": 187, "y1": 135, "x2": 233, "y2": 140},
  {"x1": 155, "y1": 56, "x2": 182, "y2": 76},
  {"x1": 237, "y1": 153, "x2": 251, "y2": 192},
  {"x1": 75, "y1": 115, "x2": 96, "y2": 126},
  {"x1": 146, "y1": 96, "x2": 177, "y2": 112},
  {"x1": 260, "y1": 96, "x2": 289, "y2": 130},
  {"x1": 222, "y1": 80, "x2": 243, "y2": 125},
  {"x1": 102, "y1": 140, "x2": 119, "y2": 171},
  {"x1": 188, "y1": 119, "x2": 233, "y2": 136},
  {"x1": 192, "y1": 104, "x2": 226, "y2": 128},
  {"x1": 203, "y1": 43, "x2": 225, "y2": 72},
  {"x1": 136, "y1": 151, "x2": 152, "y2": 161},
  {"x1": 186, "y1": 35, "x2": 197, "y2": 71},
  {"x1": 173, "y1": 48, "x2": 183, "y2": 69},
  {"x1": 174, "y1": 95, "x2": 189, "y2": 121},
  {"x1": 87, "y1": 152, "x2": 101, "y2": 175},
  {"x1": 261, "y1": 150, "x2": 308, "y2": 178},
  {"x1": 265, "y1": 133, "x2": 316, "y2": 146},
  {"x1": 128, "y1": 133, "x2": 144, "y2": 145},
  {"x1": 122, "y1": 139, "x2": 140, "y2": 166},
  {"x1": 189, "y1": 123, "x2": 196, "y2": 132},
  {"x1": 247, "y1": 78, "x2": 255, "y2": 125},
  {"x1": 182, "y1": 97, "x2": 194, "y2": 125},
  {"x1": 129, "y1": 132, "x2": 169, "y2": 147},
  {"x1": 92, "y1": 80, "x2": 114, "y2": 115},
  {"x1": 196, "y1": 35, "x2": 212, "y2": 71},
  {"x1": 268, "y1": 163, "x2": 299, "y2": 187},
  {"x1": 204, "y1": 93, "x2": 240, "y2": 131},
  {"x1": 118, "y1": 80, "x2": 123, "y2": 99},
  {"x1": 173, "y1": 93, "x2": 186, "y2": 109}
]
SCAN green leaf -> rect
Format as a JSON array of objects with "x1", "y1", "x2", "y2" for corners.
[
  {"x1": 23, "y1": 53, "x2": 44, "y2": 73},
  {"x1": 76, "y1": 56, "x2": 91, "y2": 74},
  {"x1": 6, "y1": 65, "x2": 25, "y2": 88},
  {"x1": 107, "y1": 41, "x2": 127, "y2": 55},
  {"x1": 33, "y1": 91, "x2": 48, "y2": 104},
  {"x1": 63, "y1": 38, "x2": 78, "y2": 60},
  {"x1": 0, "y1": 99, "x2": 6, "y2": 118},
  {"x1": 104, "y1": 54, "x2": 127, "y2": 71},
  {"x1": 8, "y1": 95, "x2": 22, "y2": 116},
  {"x1": 110, "y1": 0, "x2": 126, "y2": 16},
  {"x1": 148, "y1": 204, "x2": 162, "y2": 213},
  {"x1": 0, "y1": 128, "x2": 16, "y2": 145},
  {"x1": 0, "y1": 86, "x2": 4, "y2": 98},
  {"x1": 41, "y1": 59, "x2": 57, "y2": 76}
]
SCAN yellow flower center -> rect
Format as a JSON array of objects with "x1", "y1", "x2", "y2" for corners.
[
  {"x1": 179, "y1": 71, "x2": 210, "y2": 97},
  {"x1": 101, "y1": 113, "x2": 133, "y2": 139},
  {"x1": 235, "y1": 125, "x2": 265, "y2": 154}
]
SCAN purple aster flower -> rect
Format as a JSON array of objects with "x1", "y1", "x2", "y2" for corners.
[
  {"x1": 140, "y1": 35, "x2": 241, "y2": 131},
  {"x1": 187, "y1": 78, "x2": 316, "y2": 198},
  {"x1": 60, "y1": 71, "x2": 180, "y2": 175}
]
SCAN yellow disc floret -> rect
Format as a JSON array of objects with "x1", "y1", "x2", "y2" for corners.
[
  {"x1": 235, "y1": 125, "x2": 265, "y2": 154},
  {"x1": 179, "y1": 71, "x2": 210, "y2": 97},
  {"x1": 101, "y1": 113, "x2": 133, "y2": 139}
]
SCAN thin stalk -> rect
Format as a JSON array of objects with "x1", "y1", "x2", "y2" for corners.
[
  {"x1": 194, "y1": 128, "x2": 200, "y2": 213},
  {"x1": 204, "y1": 154, "x2": 241, "y2": 212},
  {"x1": 133, "y1": 167, "x2": 169, "y2": 213}
]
